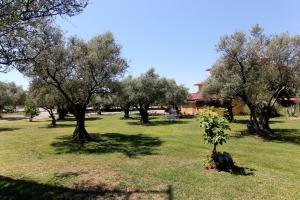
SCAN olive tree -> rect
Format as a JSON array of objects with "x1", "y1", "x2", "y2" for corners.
[
  {"x1": 164, "y1": 79, "x2": 188, "y2": 115},
  {"x1": 205, "y1": 25, "x2": 300, "y2": 136},
  {"x1": 113, "y1": 78, "x2": 135, "y2": 119},
  {"x1": 27, "y1": 25, "x2": 128, "y2": 141},
  {"x1": 29, "y1": 81, "x2": 67, "y2": 126},
  {"x1": 0, "y1": 0, "x2": 88, "y2": 72},
  {"x1": 0, "y1": 81, "x2": 26, "y2": 117},
  {"x1": 126, "y1": 69, "x2": 186, "y2": 123},
  {"x1": 126, "y1": 69, "x2": 168, "y2": 123}
]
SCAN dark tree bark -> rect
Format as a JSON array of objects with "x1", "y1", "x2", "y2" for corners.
[
  {"x1": 57, "y1": 106, "x2": 68, "y2": 120},
  {"x1": 139, "y1": 108, "x2": 149, "y2": 124},
  {"x1": 46, "y1": 109, "x2": 56, "y2": 126},
  {"x1": 175, "y1": 106, "x2": 180, "y2": 116},
  {"x1": 246, "y1": 104, "x2": 271, "y2": 137},
  {"x1": 72, "y1": 105, "x2": 91, "y2": 141},
  {"x1": 123, "y1": 108, "x2": 130, "y2": 119},
  {"x1": 223, "y1": 101, "x2": 234, "y2": 122}
]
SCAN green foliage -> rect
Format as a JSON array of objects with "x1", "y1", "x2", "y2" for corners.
[
  {"x1": 0, "y1": 81, "x2": 25, "y2": 114},
  {"x1": 164, "y1": 79, "x2": 188, "y2": 108},
  {"x1": 24, "y1": 100, "x2": 40, "y2": 121},
  {"x1": 0, "y1": 0, "x2": 88, "y2": 72},
  {"x1": 29, "y1": 81, "x2": 66, "y2": 112},
  {"x1": 202, "y1": 106, "x2": 226, "y2": 115},
  {"x1": 3, "y1": 105, "x2": 14, "y2": 113},
  {"x1": 204, "y1": 25, "x2": 300, "y2": 133},
  {"x1": 198, "y1": 112, "x2": 230, "y2": 154},
  {"x1": 125, "y1": 69, "x2": 188, "y2": 123}
]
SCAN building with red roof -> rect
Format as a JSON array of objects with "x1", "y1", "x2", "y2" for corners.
[{"x1": 181, "y1": 81, "x2": 245, "y2": 115}]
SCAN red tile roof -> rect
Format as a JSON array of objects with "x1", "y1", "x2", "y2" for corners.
[
  {"x1": 187, "y1": 92, "x2": 215, "y2": 101},
  {"x1": 187, "y1": 93, "x2": 202, "y2": 101}
]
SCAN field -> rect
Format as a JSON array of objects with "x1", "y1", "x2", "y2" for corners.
[{"x1": 0, "y1": 114, "x2": 300, "y2": 199}]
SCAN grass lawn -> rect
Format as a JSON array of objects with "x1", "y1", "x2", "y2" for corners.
[{"x1": 0, "y1": 114, "x2": 300, "y2": 199}]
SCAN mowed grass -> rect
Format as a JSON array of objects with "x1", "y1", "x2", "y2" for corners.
[{"x1": 0, "y1": 114, "x2": 300, "y2": 199}]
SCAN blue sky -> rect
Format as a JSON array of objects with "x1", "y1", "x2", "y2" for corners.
[{"x1": 1, "y1": 0, "x2": 300, "y2": 92}]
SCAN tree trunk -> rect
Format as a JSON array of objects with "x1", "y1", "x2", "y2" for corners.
[
  {"x1": 258, "y1": 106, "x2": 271, "y2": 132},
  {"x1": 73, "y1": 107, "x2": 91, "y2": 141},
  {"x1": 212, "y1": 144, "x2": 217, "y2": 157},
  {"x1": 57, "y1": 106, "x2": 68, "y2": 120},
  {"x1": 47, "y1": 109, "x2": 56, "y2": 126},
  {"x1": 123, "y1": 109, "x2": 130, "y2": 119},
  {"x1": 224, "y1": 101, "x2": 234, "y2": 122},
  {"x1": 247, "y1": 104, "x2": 270, "y2": 137},
  {"x1": 139, "y1": 108, "x2": 149, "y2": 124},
  {"x1": 175, "y1": 106, "x2": 180, "y2": 116}
]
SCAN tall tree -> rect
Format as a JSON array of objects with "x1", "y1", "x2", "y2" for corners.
[
  {"x1": 27, "y1": 25, "x2": 128, "y2": 140},
  {"x1": 113, "y1": 78, "x2": 135, "y2": 119},
  {"x1": 127, "y1": 69, "x2": 177, "y2": 124},
  {"x1": 205, "y1": 25, "x2": 300, "y2": 136},
  {"x1": 128, "y1": 69, "x2": 167, "y2": 123},
  {"x1": 0, "y1": 0, "x2": 88, "y2": 72}
]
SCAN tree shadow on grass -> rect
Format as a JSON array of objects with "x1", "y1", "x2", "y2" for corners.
[
  {"x1": 0, "y1": 117, "x2": 27, "y2": 121},
  {"x1": 231, "y1": 166, "x2": 256, "y2": 176},
  {"x1": 127, "y1": 120, "x2": 190, "y2": 126},
  {"x1": 125, "y1": 115, "x2": 160, "y2": 121},
  {"x1": 57, "y1": 117, "x2": 100, "y2": 122},
  {"x1": 51, "y1": 133, "x2": 163, "y2": 157},
  {"x1": 265, "y1": 128, "x2": 300, "y2": 145},
  {"x1": 234, "y1": 119, "x2": 284, "y2": 125},
  {"x1": 39, "y1": 124, "x2": 76, "y2": 129},
  {"x1": 0, "y1": 175, "x2": 173, "y2": 200},
  {"x1": 0, "y1": 127, "x2": 20, "y2": 133},
  {"x1": 231, "y1": 128, "x2": 300, "y2": 146}
]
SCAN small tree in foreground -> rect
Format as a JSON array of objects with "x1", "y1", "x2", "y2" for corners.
[
  {"x1": 24, "y1": 99, "x2": 40, "y2": 122},
  {"x1": 198, "y1": 112, "x2": 233, "y2": 171}
]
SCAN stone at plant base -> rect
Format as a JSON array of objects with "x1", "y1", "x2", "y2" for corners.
[{"x1": 213, "y1": 152, "x2": 235, "y2": 172}]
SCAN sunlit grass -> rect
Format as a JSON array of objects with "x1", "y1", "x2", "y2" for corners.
[{"x1": 0, "y1": 114, "x2": 300, "y2": 199}]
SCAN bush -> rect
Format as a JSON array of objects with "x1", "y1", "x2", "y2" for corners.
[
  {"x1": 3, "y1": 105, "x2": 15, "y2": 113},
  {"x1": 24, "y1": 100, "x2": 39, "y2": 122},
  {"x1": 198, "y1": 112, "x2": 231, "y2": 171},
  {"x1": 201, "y1": 106, "x2": 226, "y2": 116}
]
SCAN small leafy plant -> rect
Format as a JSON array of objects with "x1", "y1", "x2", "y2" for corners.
[
  {"x1": 198, "y1": 112, "x2": 231, "y2": 170},
  {"x1": 24, "y1": 99, "x2": 40, "y2": 122}
]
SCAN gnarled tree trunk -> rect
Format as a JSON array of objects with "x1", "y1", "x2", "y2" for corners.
[
  {"x1": 73, "y1": 106, "x2": 91, "y2": 141},
  {"x1": 139, "y1": 108, "x2": 149, "y2": 124},
  {"x1": 259, "y1": 107, "x2": 271, "y2": 132},
  {"x1": 46, "y1": 109, "x2": 56, "y2": 126},
  {"x1": 224, "y1": 101, "x2": 234, "y2": 122},
  {"x1": 247, "y1": 104, "x2": 271, "y2": 137}
]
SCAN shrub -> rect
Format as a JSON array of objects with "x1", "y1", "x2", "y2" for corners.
[
  {"x1": 201, "y1": 105, "x2": 226, "y2": 116},
  {"x1": 198, "y1": 112, "x2": 232, "y2": 171},
  {"x1": 3, "y1": 105, "x2": 15, "y2": 113},
  {"x1": 24, "y1": 100, "x2": 39, "y2": 122}
]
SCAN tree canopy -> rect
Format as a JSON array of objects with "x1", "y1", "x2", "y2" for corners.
[
  {"x1": 125, "y1": 69, "x2": 188, "y2": 123},
  {"x1": 0, "y1": 0, "x2": 88, "y2": 72},
  {"x1": 0, "y1": 81, "x2": 25, "y2": 116},
  {"x1": 29, "y1": 81, "x2": 67, "y2": 126},
  {"x1": 204, "y1": 25, "x2": 300, "y2": 136},
  {"x1": 28, "y1": 25, "x2": 128, "y2": 140}
]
